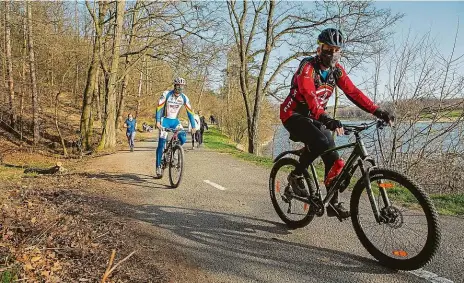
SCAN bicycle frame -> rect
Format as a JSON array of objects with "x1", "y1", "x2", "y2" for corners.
[
  {"x1": 164, "y1": 131, "x2": 179, "y2": 150},
  {"x1": 162, "y1": 129, "x2": 181, "y2": 168},
  {"x1": 275, "y1": 121, "x2": 391, "y2": 223}
]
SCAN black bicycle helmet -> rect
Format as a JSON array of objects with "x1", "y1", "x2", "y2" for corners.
[{"x1": 317, "y1": 28, "x2": 345, "y2": 48}]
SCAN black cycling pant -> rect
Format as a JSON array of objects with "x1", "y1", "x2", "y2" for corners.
[{"x1": 283, "y1": 114, "x2": 341, "y2": 202}]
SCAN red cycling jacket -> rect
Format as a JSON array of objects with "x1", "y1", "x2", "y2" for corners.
[{"x1": 280, "y1": 56, "x2": 378, "y2": 122}]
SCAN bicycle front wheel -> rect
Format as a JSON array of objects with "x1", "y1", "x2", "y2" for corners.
[
  {"x1": 350, "y1": 168, "x2": 441, "y2": 270},
  {"x1": 169, "y1": 145, "x2": 184, "y2": 188}
]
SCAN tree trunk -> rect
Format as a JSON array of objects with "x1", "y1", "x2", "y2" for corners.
[
  {"x1": 332, "y1": 86, "x2": 339, "y2": 139},
  {"x1": 116, "y1": 72, "x2": 128, "y2": 129},
  {"x1": 116, "y1": 1, "x2": 139, "y2": 130},
  {"x1": 248, "y1": 0, "x2": 274, "y2": 154},
  {"x1": 135, "y1": 65, "x2": 143, "y2": 118},
  {"x1": 20, "y1": 14, "x2": 27, "y2": 142},
  {"x1": 225, "y1": 60, "x2": 231, "y2": 135},
  {"x1": 144, "y1": 58, "x2": 148, "y2": 110},
  {"x1": 94, "y1": 66, "x2": 101, "y2": 122},
  {"x1": 80, "y1": 39, "x2": 99, "y2": 150},
  {"x1": 74, "y1": 0, "x2": 80, "y2": 105},
  {"x1": 74, "y1": 65, "x2": 79, "y2": 105},
  {"x1": 2, "y1": 6, "x2": 6, "y2": 93},
  {"x1": 27, "y1": 2, "x2": 40, "y2": 146},
  {"x1": 55, "y1": 92, "x2": 68, "y2": 156},
  {"x1": 196, "y1": 68, "x2": 208, "y2": 109},
  {"x1": 80, "y1": 1, "x2": 106, "y2": 150},
  {"x1": 99, "y1": 68, "x2": 106, "y2": 120},
  {"x1": 98, "y1": 0, "x2": 125, "y2": 150},
  {"x1": 5, "y1": 1, "x2": 15, "y2": 127}
]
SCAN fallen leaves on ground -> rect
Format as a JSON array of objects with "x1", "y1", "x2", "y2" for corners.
[{"x1": 0, "y1": 175, "x2": 167, "y2": 283}]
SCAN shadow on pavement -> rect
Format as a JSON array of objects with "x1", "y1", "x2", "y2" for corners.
[
  {"x1": 66, "y1": 188, "x2": 402, "y2": 282},
  {"x1": 80, "y1": 172, "x2": 172, "y2": 190}
]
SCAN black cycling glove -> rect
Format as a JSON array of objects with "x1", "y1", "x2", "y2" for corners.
[
  {"x1": 319, "y1": 114, "x2": 342, "y2": 131},
  {"x1": 373, "y1": 108, "x2": 395, "y2": 124}
]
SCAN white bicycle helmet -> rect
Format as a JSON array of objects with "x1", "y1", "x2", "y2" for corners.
[{"x1": 173, "y1": 77, "x2": 186, "y2": 85}]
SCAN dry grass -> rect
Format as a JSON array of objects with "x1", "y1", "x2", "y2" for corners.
[{"x1": 0, "y1": 175, "x2": 168, "y2": 282}]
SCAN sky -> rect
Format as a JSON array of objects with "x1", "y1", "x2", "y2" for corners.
[
  {"x1": 375, "y1": 1, "x2": 463, "y2": 52},
  {"x1": 329, "y1": 1, "x2": 464, "y2": 106},
  {"x1": 255, "y1": 1, "x2": 464, "y2": 106}
]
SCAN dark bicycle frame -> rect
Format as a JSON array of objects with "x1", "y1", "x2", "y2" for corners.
[
  {"x1": 162, "y1": 128, "x2": 183, "y2": 166},
  {"x1": 273, "y1": 120, "x2": 391, "y2": 223}
]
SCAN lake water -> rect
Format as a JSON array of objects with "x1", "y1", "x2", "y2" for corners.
[{"x1": 267, "y1": 120, "x2": 463, "y2": 159}]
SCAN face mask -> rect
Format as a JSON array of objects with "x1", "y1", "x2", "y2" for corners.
[{"x1": 320, "y1": 50, "x2": 341, "y2": 68}]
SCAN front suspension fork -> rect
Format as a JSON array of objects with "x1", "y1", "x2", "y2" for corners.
[{"x1": 359, "y1": 160, "x2": 383, "y2": 223}]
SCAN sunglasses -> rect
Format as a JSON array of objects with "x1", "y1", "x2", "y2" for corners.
[{"x1": 320, "y1": 44, "x2": 341, "y2": 53}]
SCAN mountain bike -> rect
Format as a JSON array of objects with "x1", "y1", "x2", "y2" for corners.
[
  {"x1": 160, "y1": 128, "x2": 185, "y2": 188},
  {"x1": 269, "y1": 119, "x2": 441, "y2": 270}
]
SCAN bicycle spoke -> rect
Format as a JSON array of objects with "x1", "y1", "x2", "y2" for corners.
[
  {"x1": 381, "y1": 224, "x2": 388, "y2": 253},
  {"x1": 391, "y1": 228, "x2": 408, "y2": 253},
  {"x1": 401, "y1": 224, "x2": 427, "y2": 236},
  {"x1": 388, "y1": 227, "x2": 397, "y2": 256}
]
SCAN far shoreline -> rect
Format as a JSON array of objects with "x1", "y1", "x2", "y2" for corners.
[{"x1": 338, "y1": 117, "x2": 461, "y2": 123}]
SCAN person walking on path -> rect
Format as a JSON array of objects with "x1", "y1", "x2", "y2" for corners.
[
  {"x1": 198, "y1": 110, "x2": 208, "y2": 145},
  {"x1": 189, "y1": 111, "x2": 201, "y2": 149},
  {"x1": 124, "y1": 113, "x2": 137, "y2": 152}
]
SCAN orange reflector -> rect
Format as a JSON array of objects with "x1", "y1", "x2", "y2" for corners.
[
  {"x1": 392, "y1": 250, "x2": 408, "y2": 257},
  {"x1": 276, "y1": 181, "x2": 281, "y2": 193},
  {"x1": 304, "y1": 203, "x2": 309, "y2": 211},
  {"x1": 379, "y1": 183, "x2": 394, "y2": 189}
]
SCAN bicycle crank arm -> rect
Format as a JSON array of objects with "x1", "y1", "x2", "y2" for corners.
[
  {"x1": 290, "y1": 195, "x2": 311, "y2": 204},
  {"x1": 326, "y1": 203, "x2": 346, "y2": 222}
]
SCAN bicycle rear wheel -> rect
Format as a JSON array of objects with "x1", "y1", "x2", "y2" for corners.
[
  {"x1": 169, "y1": 145, "x2": 184, "y2": 188},
  {"x1": 350, "y1": 168, "x2": 440, "y2": 270},
  {"x1": 269, "y1": 157, "x2": 316, "y2": 229}
]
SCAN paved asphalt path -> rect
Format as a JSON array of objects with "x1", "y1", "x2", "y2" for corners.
[{"x1": 84, "y1": 140, "x2": 463, "y2": 283}]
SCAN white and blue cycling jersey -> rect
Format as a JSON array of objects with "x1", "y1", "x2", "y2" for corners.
[{"x1": 156, "y1": 90, "x2": 196, "y2": 127}]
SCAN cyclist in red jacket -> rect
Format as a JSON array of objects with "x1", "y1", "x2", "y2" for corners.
[{"x1": 280, "y1": 28, "x2": 394, "y2": 219}]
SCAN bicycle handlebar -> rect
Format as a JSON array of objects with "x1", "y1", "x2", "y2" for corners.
[
  {"x1": 162, "y1": 127, "x2": 184, "y2": 133},
  {"x1": 342, "y1": 119, "x2": 388, "y2": 135}
]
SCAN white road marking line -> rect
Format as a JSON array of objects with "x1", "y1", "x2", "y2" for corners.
[
  {"x1": 203, "y1": 180, "x2": 227, "y2": 191},
  {"x1": 409, "y1": 269, "x2": 454, "y2": 283}
]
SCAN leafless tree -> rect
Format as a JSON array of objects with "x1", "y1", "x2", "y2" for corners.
[
  {"x1": 26, "y1": 1, "x2": 40, "y2": 145},
  {"x1": 80, "y1": 1, "x2": 107, "y2": 150},
  {"x1": 97, "y1": 0, "x2": 125, "y2": 150},
  {"x1": 4, "y1": 1, "x2": 15, "y2": 127},
  {"x1": 368, "y1": 25, "x2": 464, "y2": 193},
  {"x1": 225, "y1": 1, "x2": 402, "y2": 154}
]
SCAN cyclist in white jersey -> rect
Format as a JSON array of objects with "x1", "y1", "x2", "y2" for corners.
[{"x1": 155, "y1": 77, "x2": 197, "y2": 177}]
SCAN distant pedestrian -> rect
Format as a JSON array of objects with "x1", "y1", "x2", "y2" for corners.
[
  {"x1": 189, "y1": 111, "x2": 201, "y2": 149},
  {"x1": 210, "y1": 115, "x2": 216, "y2": 125},
  {"x1": 198, "y1": 110, "x2": 208, "y2": 145},
  {"x1": 142, "y1": 122, "x2": 153, "y2": 132},
  {"x1": 124, "y1": 113, "x2": 137, "y2": 152}
]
